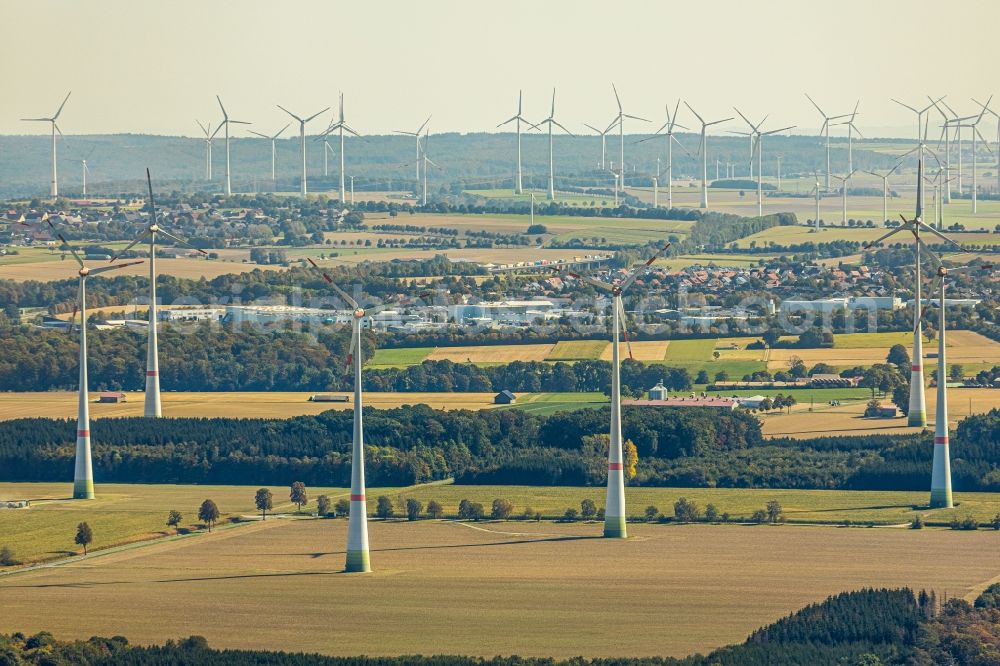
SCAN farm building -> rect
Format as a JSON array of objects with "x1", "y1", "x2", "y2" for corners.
[
  {"x1": 809, "y1": 374, "x2": 859, "y2": 388},
  {"x1": 623, "y1": 397, "x2": 738, "y2": 410},
  {"x1": 308, "y1": 394, "x2": 350, "y2": 402},
  {"x1": 648, "y1": 382, "x2": 669, "y2": 400},
  {"x1": 98, "y1": 391, "x2": 127, "y2": 403},
  {"x1": 867, "y1": 403, "x2": 898, "y2": 418},
  {"x1": 780, "y1": 296, "x2": 903, "y2": 314},
  {"x1": 494, "y1": 390, "x2": 517, "y2": 405}
]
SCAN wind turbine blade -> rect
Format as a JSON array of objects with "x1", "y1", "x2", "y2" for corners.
[
  {"x1": 52, "y1": 91, "x2": 72, "y2": 120},
  {"x1": 671, "y1": 135, "x2": 694, "y2": 158},
  {"x1": 56, "y1": 234, "x2": 85, "y2": 268},
  {"x1": 304, "y1": 107, "x2": 331, "y2": 123},
  {"x1": 918, "y1": 222, "x2": 964, "y2": 250},
  {"x1": 307, "y1": 258, "x2": 359, "y2": 309},
  {"x1": 668, "y1": 99, "x2": 682, "y2": 132},
  {"x1": 416, "y1": 115, "x2": 432, "y2": 135},
  {"x1": 764, "y1": 125, "x2": 796, "y2": 136},
  {"x1": 277, "y1": 105, "x2": 303, "y2": 122},
  {"x1": 110, "y1": 232, "x2": 150, "y2": 262},
  {"x1": 733, "y1": 107, "x2": 754, "y2": 130},
  {"x1": 862, "y1": 226, "x2": 906, "y2": 249},
  {"x1": 623, "y1": 114, "x2": 650, "y2": 122},
  {"x1": 619, "y1": 243, "x2": 671, "y2": 292},
  {"x1": 705, "y1": 117, "x2": 734, "y2": 127},
  {"x1": 210, "y1": 124, "x2": 223, "y2": 139},
  {"x1": 89, "y1": 260, "x2": 145, "y2": 276},
  {"x1": 553, "y1": 120, "x2": 573, "y2": 136},
  {"x1": 612, "y1": 83, "x2": 622, "y2": 112},
  {"x1": 584, "y1": 123, "x2": 604, "y2": 134},
  {"x1": 21, "y1": 117, "x2": 50, "y2": 122},
  {"x1": 274, "y1": 124, "x2": 291, "y2": 139},
  {"x1": 683, "y1": 101, "x2": 703, "y2": 124},
  {"x1": 196, "y1": 120, "x2": 209, "y2": 136},
  {"x1": 216, "y1": 95, "x2": 228, "y2": 120},
  {"x1": 891, "y1": 98, "x2": 918, "y2": 114},
  {"x1": 248, "y1": 131, "x2": 269, "y2": 139},
  {"x1": 618, "y1": 298, "x2": 633, "y2": 361},
  {"x1": 158, "y1": 229, "x2": 208, "y2": 256}
]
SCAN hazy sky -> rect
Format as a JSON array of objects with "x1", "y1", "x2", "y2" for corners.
[{"x1": 3, "y1": 0, "x2": 997, "y2": 138}]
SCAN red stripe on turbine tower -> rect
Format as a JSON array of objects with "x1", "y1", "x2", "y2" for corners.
[
  {"x1": 350, "y1": 494, "x2": 365, "y2": 501},
  {"x1": 911, "y1": 365, "x2": 922, "y2": 371},
  {"x1": 608, "y1": 462, "x2": 623, "y2": 470},
  {"x1": 934, "y1": 437, "x2": 949, "y2": 444},
  {"x1": 77, "y1": 429, "x2": 90, "y2": 437},
  {"x1": 146, "y1": 370, "x2": 158, "y2": 376}
]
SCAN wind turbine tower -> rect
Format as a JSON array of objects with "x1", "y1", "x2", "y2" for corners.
[
  {"x1": 111, "y1": 170, "x2": 206, "y2": 417},
  {"x1": 804, "y1": 93, "x2": 848, "y2": 190},
  {"x1": 394, "y1": 115, "x2": 432, "y2": 185},
  {"x1": 216, "y1": 96, "x2": 251, "y2": 196},
  {"x1": 36, "y1": 227, "x2": 143, "y2": 497},
  {"x1": 640, "y1": 100, "x2": 688, "y2": 209},
  {"x1": 308, "y1": 258, "x2": 372, "y2": 572},
  {"x1": 320, "y1": 93, "x2": 360, "y2": 203},
  {"x1": 584, "y1": 120, "x2": 616, "y2": 170},
  {"x1": 21, "y1": 91, "x2": 71, "y2": 197},
  {"x1": 684, "y1": 102, "x2": 732, "y2": 209},
  {"x1": 197, "y1": 121, "x2": 219, "y2": 181},
  {"x1": 497, "y1": 91, "x2": 533, "y2": 194},
  {"x1": 609, "y1": 84, "x2": 649, "y2": 195},
  {"x1": 278, "y1": 104, "x2": 328, "y2": 197},
  {"x1": 530, "y1": 89, "x2": 573, "y2": 200},
  {"x1": 864, "y1": 157, "x2": 961, "y2": 427},
  {"x1": 250, "y1": 124, "x2": 290, "y2": 184},
  {"x1": 556, "y1": 244, "x2": 670, "y2": 538}
]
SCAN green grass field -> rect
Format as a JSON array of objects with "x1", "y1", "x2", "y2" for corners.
[
  {"x1": 369, "y1": 346, "x2": 434, "y2": 367},
  {"x1": 832, "y1": 331, "x2": 930, "y2": 348},
  {"x1": 499, "y1": 391, "x2": 608, "y2": 415},
  {"x1": 3, "y1": 482, "x2": 997, "y2": 568},
  {"x1": 545, "y1": 340, "x2": 608, "y2": 360}
]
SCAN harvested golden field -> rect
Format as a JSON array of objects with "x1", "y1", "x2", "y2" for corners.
[
  {"x1": 0, "y1": 392, "x2": 498, "y2": 421},
  {"x1": 759, "y1": 387, "x2": 1000, "y2": 438},
  {"x1": 0, "y1": 257, "x2": 280, "y2": 282},
  {"x1": 426, "y1": 343, "x2": 555, "y2": 363},
  {"x1": 767, "y1": 332, "x2": 1000, "y2": 370},
  {"x1": 0, "y1": 519, "x2": 996, "y2": 658},
  {"x1": 599, "y1": 339, "x2": 669, "y2": 361}
]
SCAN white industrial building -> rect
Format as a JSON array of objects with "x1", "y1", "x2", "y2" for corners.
[{"x1": 780, "y1": 296, "x2": 903, "y2": 314}]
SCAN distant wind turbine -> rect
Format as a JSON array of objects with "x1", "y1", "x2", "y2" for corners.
[
  {"x1": 196, "y1": 120, "x2": 220, "y2": 181},
  {"x1": 684, "y1": 102, "x2": 732, "y2": 209},
  {"x1": 497, "y1": 91, "x2": 533, "y2": 194},
  {"x1": 529, "y1": 89, "x2": 573, "y2": 200},
  {"x1": 804, "y1": 93, "x2": 849, "y2": 190},
  {"x1": 320, "y1": 93, "x2": 361, "y2": 203},
  {"x1": 639, "y1": 100, "x2": 690, "y2": 209},
  {"x1": 216, "y1": 96, "x2": 251, "y2": 196},
  {"x1": 394, "y1": 115, "x2": 432, "y2": 185},
  {"x1": 609, "y1": 84, "x2": 649, "y2": 194},
  {"x1": 249, "y1": 124, "x2": 291, "y2": 184},
  {"x1": 21, "y1": 91, "x2": 71, "y2": 197},
  {"x1": 278, "y1": 104, "x2": 328, "y2": 197}
]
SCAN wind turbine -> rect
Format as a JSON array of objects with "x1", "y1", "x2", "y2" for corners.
[
  {"x1": 972, "y1": 97, "x2": 1000, "y2": 197},
  {"x1": 956, "y1": 96, "x2": 993, "y2": 213},
  {"x1": 804, "y1": 93, "x2": 849, "y2": 190},
  {"x1": 394, "y1": 115, "x2": 432, "y2": 184},
  {"x1": 684, "y1": 102, "x2": 732, "y2": 209},
  {"x1": 930, "y1": 99, "x2": 958, "y2": 204},
  {"x1": 38, "y1": 227, "x2": 143, "y2": 497},
  {"x1": 735, "y1": 108, "x2": 793, "y2": 216},
  {"x1": 584, "y1": 120, "x2": 616, "y2": 170},
  {"x1": 21, "y1": 91, "x2": 71, "y2": 197},
  {"x1": 196, "y1": 120, "x2": 219, "y2": 181},
  {"x1": 216, "y1": 96, "x2": 251, "y2": 196},
  {"x1": 893, "y1": 96, "x2": 943, "y2": 212},
  {"x1": 609, "y1": 84, "x2": 650, "y2": 195},
  {"x1": 320, "y1": 93, "x2": 361, "y2": 203},
  {"x1": 922, "y1": 260, "x2": 993, "y2": 508},
  {"x1": 529, "y1": 89, "x2": 573, "y2": 200},
  {"x1": 111, "y1": 169, "x2": 207, "y2": 417},
  {"x1": 497, "y1": 91, "x2": 534, "y2": 194},
  {"x1": 278, "y1": 104, "x2": 328, "y2": 197},
  {"x1": 307, "y1": 257, "x2": 372, "y2": 572},
  {"x1": 832, "y1": 100, "x2": 862, "y2": 174},
  {"x1": 79, "y1": 146, "x2": 96, "y2": 198},
  {"x1": 553, "y1": 243, "x2": 671, "y2": 538},
  {"x1": 864, "y1": 162, "x2": 903, "y2": 225},
  {"x1": 249, "y1": 124, "x2": 290, "y2": 184},
  {"x1": 808, "y1": 173, "x2": 822, "y2": 230},
  {"x1": 863, "y1": 155, "x2": 962, "y2": 428},
  {"x1": 640, "y1": 100, "x2": 690, "y2": 209},
  {"x1": 400, "y1": 127, "x2": 442, "y2": 205},
  {"x1": 830, "y1": 171, "x2": 856, "y2": 224}
]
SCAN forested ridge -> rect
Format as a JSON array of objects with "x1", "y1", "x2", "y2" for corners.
[
  {"x1": 3, "y1": 586, "x2": 997, "y2": 665},
  {"x1": 1, "y1": 407, "x2": 997, "y2": 492}
]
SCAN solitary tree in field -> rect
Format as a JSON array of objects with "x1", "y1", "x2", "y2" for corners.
[
  {"x1": 376, "y1": 496, "x2": 394, "y2": 519},
  {"x1": 334, "y1": 498, "x2": 350, "y2": 517},
  {"x1": 75, "y1": 522, "x2": 93, "y2": 555},
  {"x1": 405, "y1": 498, "x2": 423, "y2": 521},
  {"x1": 426, "y1": 500, "x2": 444, "y2": 519},
  {"x1": 166, "y1": 510, "x2": 183, "y2": 529},
  {"x1": 317, "y1": 495, "x2": 330, "y2": 517},
  {"x1": 645, "y1": 505, "x2": 660, "y2": 522},
  {"x1": 290, "y1": 482, "x2": 308, "y2": 513},
  {"x1": 580, "y1": 498, "x2": 597, "y2": 520},
  {"x1": 0, "y1": 545, "x2": 18, "y2": 566},
  {"x1": 766, "y1": 500, "x2": 783, "y2": 524},
  {"x1": 704, "y1": 504, "x2": 719, "y2": 522},
  {"x1": 255, "y1": 488, "x2": 273, "y2": 520},
  {"x1": 491, "y1": 498, "x2": 514, "y2": 520},
  {"x1": 198, "y1": 499, "x2": 220, "y2": 532},
  {"x1": 624, "y1": 439, "x2": 638, "y2": 481}
]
